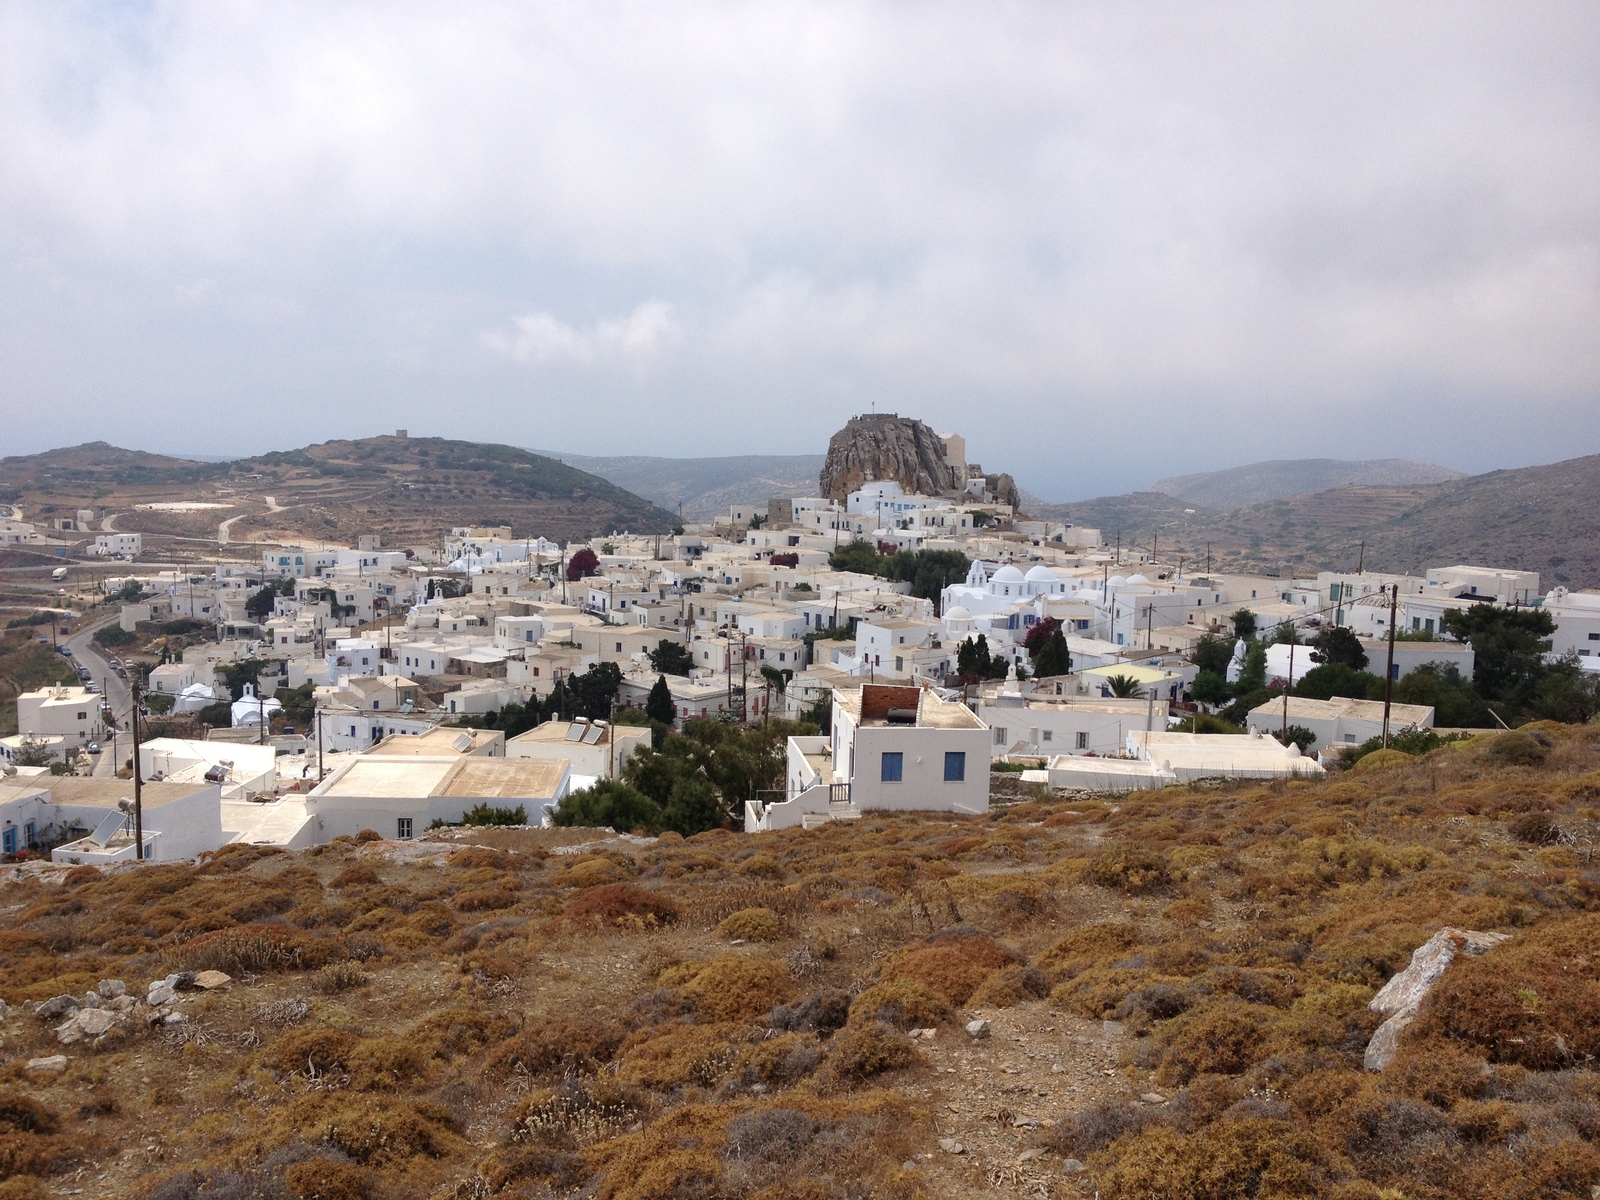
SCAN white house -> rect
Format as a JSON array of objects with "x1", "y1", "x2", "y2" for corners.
[
  {"x1": 507, "y1": 717, "x2": 650, "y2": 780},
  {"x1": 14, "y1": 686, "x2": 104, "y2": 753},
  {"x1": 305, "y1": 754, "x2": 570, "y2": 841},
  {"x1": 1126, "y1": 729, "x2": 1326, "y2": 782},
  {"x1": 1246, "y1": 695, "x2": 1435, "y2": 753},
  {"x1": 1543, "y1": 588, "x2": 1600, "y2": 669},
  {"x1": 148, "y1": 662, "x2": 198, "y2": 696},
  {"x1": 831, "y1": 684, "x2": 989, "y2": 815},
  {"x1": 93, "y1": 532, "x2": 142, "y2": 557},
  {"x1": 977, "y1": 690, "x2": 1152, "y2": 758},
  {"x1": 138, "y1": 738, "x2": 278, "y2": 799},
  {"x1": 0, "y1": 776, "x2": 225, "y2": 864}
]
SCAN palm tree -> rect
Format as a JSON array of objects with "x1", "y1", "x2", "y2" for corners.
[{"x1": 1102, "y1": 672, "x2": 1144, "y2": 699}]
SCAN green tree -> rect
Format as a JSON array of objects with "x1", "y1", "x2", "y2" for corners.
[
  {"x1": 115, "y1": 579, "x2": 143, "y2": 603},
  {"x1": 567, "y1": 662, "x2": 623, "y2": 720},
  {"x1": 1391, "y1": 662, "x2": 1491, "y2": 727},
  {"x1": 1441, "y1": 603, "x2": 1556, "y2": 709},
  {"x1": 661, "y1": 776, "x2": 726, "y2": 836},
  {"x1": 828, "y1": 540, "x2": 882, "y2": 574},
  {"x1": 1294, "y1": 663, "x2": 1383, "y2": 702},
  {"x1": 217, "y1": 659, "x2": 268, "y2": 701},
  {"x1": 1190, "y1": 670, "x2": 1232, "y2": 707},
  {"x1": 1273, "y1": 725, "x2": 1317, "y2": 752},
  {"x1": 1235, "y1": 641, "x2": 1268, "y2": 694},
  {"x1": 1530, "y1": 653, "x2": 1600, "y2": 725},
  {"x1": 649, "y1": 639, "x2": 694, "y2": 676},
  {"x1": 646, "y1": 675, "x2": 677, "y2": 725},
  {"x1": 1193, "y1": 633, "x2": 1234, "y2": 676},
  {"x1": 1031, "y1": 628, "x2": 1072, "y2": 677},
  {"x1": 196, "y1": 699, "x2": 233, "y2": 727},
  {"x1": 460, "y1": 802, "x2": 527, "y2": 826},
  {"x1": 1271, "y1": 621, "x2": 1299, "y2": 646},
  {"x1": 245, "y1": 585, "x2": 280, "y2": 622},
  {"x1": 1101, "y1": 672, "x2": 1144, "y2": 699},
  {"x1": 144, "y1": 692, "x2": 175, "y2": 715},
  {"x1": 955, "y1": 634, "x2": 1008, "y2": 683},
  {"x1": 1231, "y1": 609, "x2": 1258, "y2": 640},
  {"x1": 13, "y1": 739, "x2": 54, "y2": 767},
  {"x1": 1309, "y1": 626, "x2": 1369, "y2": 671},
  {"x1": 551, "y1": 779, "x2": 662, "y2": 833}
]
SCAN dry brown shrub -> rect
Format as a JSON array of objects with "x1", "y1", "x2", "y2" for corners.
[
  {"x1": 1095, "y1": 1118, "x2": 1326, "y2": 1200},
  {"x1": 735, "y1": 1033, "x2": 823, "y2": 1087},
  {"x1": 968, "y1": 964, "x2": 1050, "y2": 1008},
  {"x1": 258, "y1": 1027, "x2": 357, "y2": 1077},
  {"x1": 616, "y1": 1022, "x2": 754, "y2": 1088},
  {"x1": 1036, "y1": 922, "x2": 1140, "y2": 979},
  {"x1": 346, "y1": 1036, "x2": 431, "y2": 1091},
  {"x1": 716, "y1": 907, "x2": 782, "y2": 942},
  {"x1": 738, "y1": 853, "x2": 784, "y2": 879},
  {"x1": 0, "y1": 1096, "x2": 59, "y2": 1136},
  {"x1": 1152, "y1": 997, "x2": 1275, "y2": 1086},
  {"x1": 0, "y1": 1177, "x2": 51, "y2": 1200},
  {"x1": 447, "y1": 847, "x2": 529, "y2": 870},
  {"x1": 565, "y1": 883, "x2": 680, "y2": 930},
  {"x1": 329, "y1": 864, "x2": 381, "y2": 890},
  {"x1": 406, "y1": 1005, "x2": 516, "y2": 1060},
  {"x1": 268, "y1": 1094, "x2": 465, "y2": 1166},
  {"x1": 170, "y1": 923, "x2": 345, "y2": 975},
  {"x1": 486, "y1": 1013, "x2": 626, "y2": 1079},
  {"x1": 510, "y1": 1077, "x2": 645, "y2": 1148},
  {"x1": 881, "y1": 931, "x2": 1020, "y2": 1006},
  {"x1": 1050, "y1": 966, "x2": 1161, "y2": 1019},
  {"x1": 1408, "y1": 915, "x2": 1600, "y2": 1068},
  {"x1": 558, "y1": 856, "x2": 629, "y2": 888},
  {"x1": 849, "y1": 978, "x2": 952, "y2": 1029},
  {"x1": 825, "y1": 1020, "x2": 921, "y2": 1081},
  {"x1": 1478, "y1": 730, "x2": 1549, "y2": 767},
  {"x1": 1162, "y1": 896, "x2": 1214, "y2": 924},
  {"x1": 283, "y1": 1157, "x2": 373, "y2": 1200},
  {"x1": 476, "y1": 1143, "x2": 588, "y2": 1191},
  {"x1": 1148, "y1": 940, "x2": 1211, "y2": 975},
  {"x1": 61, "y1": 865, "x2": 101, "y2": 886},
  {"x1": 353, "y1": 829, "x2": 381, "y2": 843},
  {"x1": 313, "y1": 961, "x2": 370, "y2": 994},
  {"x1": 679, "y1": 954, "x2": 794, "y2": 1021},
  {"x1": 450, "y1": 885, "x2": 521, "y2": 912},
  {"x1": 1089, "y1": 842, "x2": 1173, "y2": 893}
]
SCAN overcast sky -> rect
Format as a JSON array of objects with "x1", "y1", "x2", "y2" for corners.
[{"x1": 1, "y1": 2, "x2": 1596, "y2": 501}]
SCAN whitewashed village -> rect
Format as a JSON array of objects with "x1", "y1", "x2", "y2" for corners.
[{"x1": 3, "y1": 415, "x2": 1593, "y2": 866}]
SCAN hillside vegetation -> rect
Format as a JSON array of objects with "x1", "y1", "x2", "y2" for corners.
[
  {"x1": 1149, "y1": 458, "x2": 1464, "y2": 510},
  {"x1": 536, "y1": 452, "x2": 826, "y2": 522},
  {"x1": 3, "y1": 722, "x2": 1600, "y2": 1198}
]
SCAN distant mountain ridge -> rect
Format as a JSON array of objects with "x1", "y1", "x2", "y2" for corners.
[
  {"x1": 1150, "y1": 457, "x2": 1466, "y2": 509},
  {"x1": 1037, "y1": 451, "x2": 1600, "y2": 588},
  {"x1": 534, "y1": 451, "x2": 826, "y2": 521}
]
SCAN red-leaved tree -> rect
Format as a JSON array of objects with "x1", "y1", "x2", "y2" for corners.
[{"x1": 566, "y1": 547, "x2": 601, "y2": 580}]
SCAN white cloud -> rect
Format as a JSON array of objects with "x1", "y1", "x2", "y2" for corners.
[{"x1": 483, "y1": 301, "x2": 679, "y2": 365}]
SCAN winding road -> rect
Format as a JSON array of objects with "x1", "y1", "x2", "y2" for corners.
[{"x1": 64, "y1": 613, "x2": 134, "y2": 777}]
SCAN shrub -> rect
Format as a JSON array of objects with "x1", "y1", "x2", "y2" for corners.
[
  {"x1": 724, "y1": 1107, "x2": 818, "y2": 1163},
  {"x1": 565, "y1": 884, "x2": 681, "y2": 929},
  {"x1": 314, "y1": 961, "x2": 370, "y2": 994},
  {"x1": 617, "y1": 1023, "x2": 751, "y2": 1088},
  {"x1": 487, "y1": 1014, "x2": 626, "y2": 1080},
  {"x1": 173, "y1": 924, "x2": 345, "y2": 974},
  {"x1": 679, "y1": 955, "x2": 794, "y2": 1022},
  {"x1": 1408, "y1": 916, "x2": 1600, "y2": 1069},
  {"x1": 968, "y1": 964, "x2": 1050, "y2": 1008},
  {"x1": 1153, "y1": 998, "x2": 1274, "y2": 1085},
  {"x1": 849, "y1": 978, "x2": 952, "y2": 1029},
  {"x1": 1477, "y1": 730, "x2": 1549, "y2": 767},
  {"x1": 1509, "y1": 810, "x2": 1561, "y2": 844},
  {"x1": 271, "y1": 1095, "x2": 465, "y2": 1165},
  {"x1": 826, "y1": 1020, "x2": 920, "y2": 1080},
  {"x1": 735, "y1": 1034, "x2": 823, "y2": 1087},
  {"x1": 1036, "y1": 922, "x2": 1141, "y2": 979},
  {"x1": 1352, "y1": 748, "x2": 1413, "y2": 773},
  {"x1": 882, "y1": 933, "x2": 1021, "y2": 1006},
  {"x1": 258, "y1": 1027, "x2": 357, "y2": 1077},
  {"x1": 767, "y1": 991, "x2": 852, "y2": 1036},
  {"x1": 330, "y1": 865, "x2": 381, "y2": 890},
  {"x1": 1096, "y1": 1118, "x2": 1324, "y2": 1200},
  {"x1": 283, "y1": 1158, "x2": 373, "y2": 1200},
  {"x1": 1089, "y1": 844, "x2": 1172, "y2": 893},
  {"x1": 716, "y1": 907, "x2": 782, "y2": 942}
]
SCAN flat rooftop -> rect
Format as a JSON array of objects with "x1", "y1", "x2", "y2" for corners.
[
  {"x1": 371, "y1": 728, "x2": 502, "y2": 756},
  {"x1": 837, "y1": 684, "x2": 984, "y2": 730},
  {"x1": 2, "y1": 777, "x2": 215, "y2": 810},
  {"x1": 315, "y1": 755, "x2": 567, "y2": 800}
]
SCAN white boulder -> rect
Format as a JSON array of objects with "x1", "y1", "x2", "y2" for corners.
[{"x1": 1364, "y1": 927, "x2": 1510, "y2": 1071}]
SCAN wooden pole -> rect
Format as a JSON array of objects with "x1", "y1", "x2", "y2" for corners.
[
  {"x1": 130, "y1": 679, "x2": 144, "y2": 861},
  {"x1": 1381, "y1": 584, "x2": 1399, "y2": 748}
]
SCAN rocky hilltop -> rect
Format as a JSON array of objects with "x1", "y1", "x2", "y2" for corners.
[{"x1": 818, "y1": 413, "x2": 1023, "y2": 511}]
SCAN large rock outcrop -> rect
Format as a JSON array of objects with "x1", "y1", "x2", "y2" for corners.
[
  {"x1": 1363, "y1": 927, "x2": 1511, "y2": 1070},
  {"x1": 819, "y1": 414, "x2": 962, "y2": 504}
]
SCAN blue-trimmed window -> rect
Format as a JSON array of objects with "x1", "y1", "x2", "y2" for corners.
[
  {"x1": 881, "y1": 752, "x2": 903, "y2": 782},
  {"x1": 944, "y1": 752, "x2": 966, "y2": 782}
]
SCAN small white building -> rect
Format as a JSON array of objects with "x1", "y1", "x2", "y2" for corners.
[
  {"x1": 1126, "y1": 729, "x2": 1326, "y2": 782},
  {"x1": 305, "y1": 754, "x2": 570, "y2": 841},
  {"x1": 1543, "y1": 588, "x2": 1600, "y2": 669},
  {"x1": 1246, "y1": 695, "x2": 1435, "y2": 753},
  {"x1": 148, "y1": 662, "x2": 198, "y2": 696},
  {"x1": 0, "y1": 777, "x2": 225, "y2": 864},
  {"x1": 14, "y1": 686, "x2": 104, "y2": 753},
  {"x1": 231, "y1": 683, "x2": 283, "y2": 728},
  {"x1": 507, "y1": 717, "x2": 651, "y2": 779},
  {"x1": 138, "y1": 738, "x2": 279, "y2": 799},
  {"x1": 93, "y1": 532, "x2": 142, "y2": 557}
]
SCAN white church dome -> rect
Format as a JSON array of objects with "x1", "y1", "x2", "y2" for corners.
[
  {"x1": 1108, "y1": 574, "x2": 1127, "y2": 587},
  {"x1": 1127, "y1": 573, "x2": 1150, "y2": 584},
  {"x1": 991, "y1": 565, "x2": 1025, "y2": 583},
  {"x1": 1025, "y1": 565, "x2": 1056, "y2": 582},
  {"x1": 944, "y1": 606, "x2": 973, "y2": 621}
]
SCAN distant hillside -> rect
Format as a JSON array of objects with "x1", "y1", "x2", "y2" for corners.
[
  {"x1": 1150, "y1": 457, "x2": 1465, "y2": 509},
  {"x1": 536, "y1": 451, "x2": 825, "y2": 521},
  {"x1": 1042, "y1": 453, "x2": 1600, "y2": 588},
  {"x1": 0, "y1": 437, "x2": 677, "y2": 546}
]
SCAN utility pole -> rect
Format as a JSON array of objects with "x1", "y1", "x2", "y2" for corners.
[
  {"x1": 130, "y1": 679, "x2": 144, "y2": 861},
  {"x1": 258, "y1": 688, "x2": 265, "y2": 745},
  {"x1": 1357, "y1": 542, "x2": 1365, "y2": 575},
  {"x1": 1281, "y1": 638, "x2": 1294, "y2": 741},
  {"x1": 316, "y1": 703, "x2": 324, "y2": 781},
  {"x1": 1381, "y1": 584, "x2": 1399, "y2": 748},
  {"x1": 1205, "y1": 542, "x2": 1212, "y2": 575}
]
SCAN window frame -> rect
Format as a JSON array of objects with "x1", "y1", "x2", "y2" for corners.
[
  {"x1": 880, "y1": 751, "x2": 904, "y2": 783},
  {"x1": 943, "y1": 751, "x2": 966, "y2": 782}
]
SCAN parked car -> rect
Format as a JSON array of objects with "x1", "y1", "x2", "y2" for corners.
[
  {"x1": 59, "y1": 646, "x2": 72, "y2": 656},
  {"x1": 86, "y1": 741, "x2": 100, "y2": 754}
]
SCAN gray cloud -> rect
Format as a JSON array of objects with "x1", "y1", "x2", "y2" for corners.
[{"x1": 0, "y1": 1, "x2": 1595, "y2": 500}]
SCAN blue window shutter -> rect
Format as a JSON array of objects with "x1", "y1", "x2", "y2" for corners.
[
  {"x1": 944, "y1": 751, "x2": 966, "y2": 782},
  {"x1": 881, "y1": 752, "x2": 903, "y2": 782}
]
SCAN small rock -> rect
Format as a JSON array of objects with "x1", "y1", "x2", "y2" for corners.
[
  {"x1": 81, "y1": 991, "x2": 102, "y2": 1009},
  {"x1": 1061, "y1": 1158, "x2": 1087, "y2": 1175},
  {"x1": 192, "y1": 970, "x2": 232, "y2": 990},
  {"x1": 167, "y1": 971, "x2": 198, "y2": 992},
  {"x1": 0, "y1": 999, "x2": 8, "y2": 1019},
  {"x1": 77, "y1": 1009, "x2": 117, "y2": 1037},
  {"x1": 106, "y1": 995, "x2": 137, "y2": 1014},
  {"x1": 147, "y1": 983, "x2": 177, "y2": 1008},
  {"x1": 938, "y1": 1138, "x2": 965, "y2": 1155},
  {"x1": 1140, "y1": 1092, "x2": 1167, "y2": 1104},
  {"x1": 1365, "y1": 927, "x2": 1512, "y2": 1071},
  {"x1": 901, "y1": 1160, "x2": 917, "y2": 1171},
  {"x1": 97, "y1": 979, "x2": 127, "y2": 999},
  {"x1": 162, "y1": 1011, "x2": 188, "y2": 1026},
  {"x1": 1101, "y1": 1019, "x2": 1123, "y2": 1036},
  {"x1": 916, "y1": 1027, "x2": 937, "y2": 1040},
  {"x1": 965, "y1": 1019, "x2": 991, "y2": 1040},
  {"x1": 1017, "y1": 1148, "x2": 1045, "y2": 1163},
  {"x1": 1051, "y1": 1063, "x2": 1065, "y2": 1072},
  {"x1": 36, "y1": 994, "x2": 80, "y2": 1019},
  {"x1": 26, "y1": 1054, "x2": 68, "y2": 1075}
]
